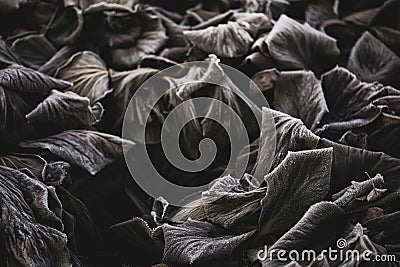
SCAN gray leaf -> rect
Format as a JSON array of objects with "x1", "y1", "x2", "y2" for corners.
[
  {"x1": 55, "y1": 51, "x2": 112, "y2": 103},
  {"x1": 259, "y1": 148, "x2": 333, "y2": 236},
  {"x1": 162, "y1": 219, "x2": 255, "y2": 264},
  {"x1": 19, "y1": 130, "x2": 135, "y2": 175},
  {"x1": 265, "y1": 15, "x2": 339, "y2": 75},
  {"x1": 0, "y1": 65, "x2": 72, "y2": 93},
  {"x1": 184, "y1": 21, "x2": 254, "y2": 58},
  {"x1": 26, "y1": 90, "x2": 104, "y2": 128}
]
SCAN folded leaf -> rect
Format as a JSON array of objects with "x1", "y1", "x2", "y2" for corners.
[
  {"x1": 0, "y1": 153, "x2": 71, "y2": 186},
  {"x1": 0, "y1": 166, "x2": 69, "y2": 266},
  {"x1": 265, "y1": 14, "x2": 339, "y2": 75},
  {"x1": 0, "y1": 65, "x2": 72, "y2": 93},
  {"x1": 348, "y1": 31, "x2": 400, "y2": 88},
  {"x1": 318, "y1": 67, "x2": 400, "y2": 157},
  {"x1": 0, "y1": 37, "x2": 22, "y2": 68},
  {"x1": 46, "y1": 6, "x2": 84, "y2": 46},
  {"x1": 255, "y1": 70, "x2": 329, "y2": 131},
  {"x1": 202, "y1": 175, "x2": 266, "y2": 228},
  {"x1": 0, "y1": 86, "x2": 35, "y2": 144},
  {"x1": 26, "y1": 90, "x2": 104, "y2": 128},
  {"x1": 11, "y1": 33, "x2": 56, "y2": 70},
  {"x1": 83, "y1": 5, "x2": 168, "y2": 69},
  {"x1": 55, "y1": 51, "x2": 112, "y2": 103},
  {"x1": 108, "y1": 67, "x2": 158, "y2": 132},
  {"x1": 318, "y1": 138, "x2": 400, "y2": 209},
  {"x1": 261, "y1": 201, "x2": 346, "y2": 266},
  {"x1": 370, "y1": 26, "x2": 400, "y2": 57},
  {"x1": 19, "y1": 130, "x2": 135, "y2": 175},
  {"x1": 259, "y1": 148, "x2": 333, "y2": 236},
  {"x1": 184, "y1": 21, "x2": 254, "y2": 58},
  {"x1": 162, "y1": 219, "x2": 255, "y2": 264},
  {"x1": 236, "y1": 108, "x2": 322, "y2": 177}
]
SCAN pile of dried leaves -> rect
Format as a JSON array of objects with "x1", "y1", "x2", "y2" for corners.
[{"x1": 0, "y1": 0, "x2": 399, "y2": 266}]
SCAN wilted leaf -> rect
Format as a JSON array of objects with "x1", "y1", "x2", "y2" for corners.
[
  {"x1": 46, "y1": 6, "x2": 84, "y2": 46},
  {"x1": 11, "y1": 33, "x2": 57, "y2": 70},
  {"x1": 202, "y1": 175, "x2": 266, "y2": 228},
  {"x1": 19, "y1": 130, "x2": 135, "y2": 175},
  {"x1": 0, "y1": 166, "x2": 69, "y2": 266},
  {"x1": 55, "y1": 51, "x2": 112, "y2": 103},
  {"x1": 265, "y1": 14, "x2": 340, "y2": 75},
  {"x1": 0, "y1": 153, "x2": 71, "y2": 186},
  {"x1": 256, "y1": 70, "x2": 329, "y2": 131},
  {"x1": 259, "y1": 148, "x2": 333, "y2": 236},
  {"x1": 108, "y1": 67, "x2": 158, "y2": 131},
  {"x1": 0, "y1": 65, "x2": 72, "y2": 93},
  {"x1": 333, "y1": 173, "x2": 385, "y2": 208},
  {"x1": 84, "y1": 5, "x2": 168, "y2": 69},
  {"x1": 261, "y1": 201, "x2": 346, "y2": 266},
  {"x1": 26, "y1": 90, "x2": 104, "y2": 128},
  {"x1": 318, "y1": 67, "x2": 400, "y2": 157},
  {"x1": 348, "y1": 31, "x2": 400, "y2": 88},
  {"x1": 162, "y1": 219, "x2": 255, "y2": 264},
  {"x1": 367, "y1": 187, "x2": 387, "y2": 202},
  {"x1": 0, "y1": 37, "x2": 22, "y2": 68},
  {"x1": 338, "y1": 130, "x2": 368, "y2": 148},
  {"x1": 184, "y1": 22, "x2": 254, "y2": 58}
]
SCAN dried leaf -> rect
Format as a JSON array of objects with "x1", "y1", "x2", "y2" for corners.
[
  {"x1": 55, "y1": 51, "x2": 112, "y2": 103},
  {"x1": 162, "y1": 219, "x2": 255, "y2": 264},
  {"x1": 265, "y1": 15, "x2": 340, "y2": 75},
  {"x1": 19, "y1": 130, "x2": 135, "y2": 175},
  {"x1": 0, "y1": 65, "x2": 72, "y2": 93},
  {"x1": 26, "y1": 90, "x2": 104, "y2": 128},
  {"x1": 184, "y1": 22, "x2": 254, "y2": 58}
]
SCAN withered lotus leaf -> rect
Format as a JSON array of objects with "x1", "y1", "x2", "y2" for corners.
[
  {"x1": 0, "y1": 166, "x2": 69, "y2": 266},
  {"x1": 26, "y1": 90, "x2": 104, "y2": 128},
  {"x1": 184, "y1": 22, "x2": 254, "y2": 58},
  {"x1": 0, "y1": 65, "x2": 72, "y2": 93},
  {"x1": 11, "y1": 33, "x2": 57, "y2": 70},
  {"x1": 265, "y1": 14, "x2": 340, "y2": 75},
  {"x1": 55, "y1": 51, "x2": 112, "y2": 103},
  {"x1": 19, "y1": 130, "x2": 135, "y2": 175},
  {"x1": 162, "y1": 219, "x2": 255, "y2": 264},
  {"x1": 348, "y1": 31, "x2": 400, "y2": 88}
]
